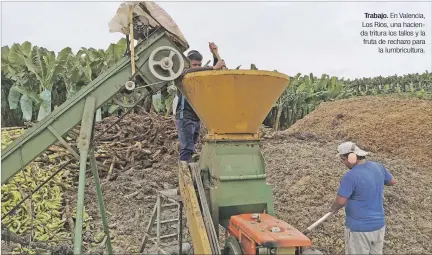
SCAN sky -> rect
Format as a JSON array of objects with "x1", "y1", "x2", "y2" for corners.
[{"x1": 1, "y1": 0, "x2": 431, "y2": 79}]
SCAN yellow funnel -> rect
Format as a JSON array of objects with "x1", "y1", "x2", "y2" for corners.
[{"x1": 180, "y1": 70, "x2": 289, "y2": 137}]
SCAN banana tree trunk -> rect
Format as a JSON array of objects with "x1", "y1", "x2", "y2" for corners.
[
  {"x1": 274, "y1": 103, "x2": 284, "y2": 131},
  {"x1": 289, "y1": 102, "x2": 297, "y2": 127},
  {"x1": 1, "y1": 83, "x2": 24, "y2": 127}
]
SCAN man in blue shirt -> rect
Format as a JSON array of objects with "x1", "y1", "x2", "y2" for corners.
[{"x1": 330, "y1": 141, "x2": 396, "y2": 254}]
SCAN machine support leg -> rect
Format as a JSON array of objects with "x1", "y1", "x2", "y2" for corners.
[
  {"x1": 73, "y1": 97, "x2": 96, "y2": 255},
  {"x1": 73, "y1": 147, "x2": 88, "y2": 254},
  {"x1": 89, "y1": 148, "x2": 113, "y2": 255}
]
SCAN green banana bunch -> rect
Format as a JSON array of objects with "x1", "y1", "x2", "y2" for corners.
[
  {"x1": 72, "y1": 207, "x2": 91, "y2": 229},
  {"x1": 12, "y1": 244, "x2": 37, "y2": 255},
  {"x1": 94, "y1": 231, "x2": 106, "y2": 243},
  {"x1": 1, "y1": 128, "x2": 92, "y2": 250}
]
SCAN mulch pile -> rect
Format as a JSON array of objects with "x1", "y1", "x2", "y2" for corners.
[
  {"x1": 283, "y1": 95, "x2": 432, "y2": 169},
  {"x1": 33, "y1": 113, "x2": 181, "y2": 179},
  {"x1": 91, "y1": 113, "x2": 179, "y2": 178}
]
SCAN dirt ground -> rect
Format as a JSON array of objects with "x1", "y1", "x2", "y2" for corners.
[
  {"x1": 78, "y1": 138, "x2": 431, "y2": 254},
  {"x1": 2, "y1": 95, "x2": 431, "y2": 254}
]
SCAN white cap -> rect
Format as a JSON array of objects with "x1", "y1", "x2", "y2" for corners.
[{"x1": 336, "y1": 141, "x2": 369, "y2": 156}]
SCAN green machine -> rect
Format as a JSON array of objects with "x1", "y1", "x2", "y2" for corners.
[
  {"x1": 176, "y1": 69, "x2": 314, "y2": 255},
  {"x1": 180, "y1": 70, "x2": 290, "y2": 230},
  {"x1": 183, "y1": 70, "x2": 289, "y2": 229},
  {"x1": 175, "y1": 69, "x2": 317, "y2": 255}
]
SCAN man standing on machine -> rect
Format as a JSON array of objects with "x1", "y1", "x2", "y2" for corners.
[
  {"x1": 174, "y1": 42, "x2": 225, "y2": 162},
  {"x1": 329, "y1": 141, "x2": 396, "y2": 255}
]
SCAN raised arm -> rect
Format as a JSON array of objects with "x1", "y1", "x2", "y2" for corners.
[
  {"x1": 209, "y1": 42, "x2": 225, "y2": 68},
  {"x1": 213, "y1": 55, "x2": 218, "y2": 66}
]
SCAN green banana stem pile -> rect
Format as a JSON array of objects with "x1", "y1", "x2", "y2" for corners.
[{"x1": 1, "y1": 128, "x2": 90, "y2": 253}]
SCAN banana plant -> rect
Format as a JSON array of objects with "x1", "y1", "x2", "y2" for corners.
[
  {"x1": 102, "y1": 38, "x2": 130, "y2": 117},
  {"x1": 105, "y1": 38, "x2": 127, "y2": 67},
  {"x1": 76, "y1": 48, "x2": 105, "y2": 121},
  {"x1": 76, "y1": 39, "x2": 127, "y2": 121},
  {"x1": 2, "y1": 40, "x2": 431, "y2": 128},
  {"x1": 77, "y1": 47, "x2": 108, "y2": 79},
  {"x1": 1, "y1": 72, "x2": 25, "y2": 126},
  {"x1": 58, "y1": 48, "x2": 92, "y2": 100},
  {"x1": 20, "y1": 46, "x2": 68, "y2": 121},
  {"x1": 3, "y1": 43, "x2": 41, "y2": 121}
]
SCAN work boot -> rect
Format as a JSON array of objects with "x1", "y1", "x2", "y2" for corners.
[{"x1": 192, "y1": 154, "x2": 200, "y2": 162}]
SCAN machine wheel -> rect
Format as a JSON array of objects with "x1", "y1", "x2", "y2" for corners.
[
  {"x1": 148, "y1": 46, "x2": 184, "y2": 81},
  {"x1": 112, "y1": 91, "x2": 146, "y2": 108},
  {"x1": 111, "y1": 78, "x2": 147, "y2": 109},
  {"x1": 223, "y1": 236, "x2": 243, "y2": 255}
]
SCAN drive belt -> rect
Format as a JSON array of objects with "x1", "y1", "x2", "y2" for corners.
[{"x1": 190, "y1": 163, "x2": 221, "y2": 255}]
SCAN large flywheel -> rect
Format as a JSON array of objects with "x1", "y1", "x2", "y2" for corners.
[{"x1": 149, "y1": 46, "x2": 184, "y2": 81}]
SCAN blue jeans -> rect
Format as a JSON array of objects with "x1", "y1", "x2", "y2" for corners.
[{"x1": 175, "y1": 118, "x2": 200, "y2": 162}]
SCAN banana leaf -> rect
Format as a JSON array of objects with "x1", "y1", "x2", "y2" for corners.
[
  {"x1": 12, "y1": 86, "x2": 41, "y2": 104},
  {"x1": 1, "y1": 46, "x2": 10, "y2": 71},
  {"x1": 105, "y1": 38, "x2": 127, "y2": 66}
]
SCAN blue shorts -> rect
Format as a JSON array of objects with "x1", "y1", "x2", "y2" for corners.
[{"x1": 175, "y1": 118, "x2": 200, "y2": 162}]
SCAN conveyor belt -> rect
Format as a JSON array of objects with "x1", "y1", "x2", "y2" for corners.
[{"x1": 0, "y1": 29, "x2": 189, "y2": 185}]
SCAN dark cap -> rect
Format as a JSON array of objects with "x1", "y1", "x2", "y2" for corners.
[{"x1": 186, "y1": 50, "x2": 203, "y2": 61}]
